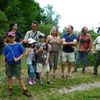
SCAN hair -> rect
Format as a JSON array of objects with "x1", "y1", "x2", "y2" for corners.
[
  {"x1": 9, "y1": 22, "x2": 17, "y2": 31},
  {"x1": 68, "y1": 25, "x2": 74, "y2": 30},
  {"x1": 32, "y1": 21, "x2": 39, "y2": 26},
  {"x1": 50, "y1": 27, "x2": 58, "y2": 36},
  {"x1": 81, "y1": 27, "x2": 87, "y2": 33}
]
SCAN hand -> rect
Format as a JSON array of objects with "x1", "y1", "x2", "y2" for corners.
[
  {"x1": 14, "y1": 57, "x2": 19, "y2": 62},
  {"x1": 39, "y1": 47, "x2": 43, "y2": 51},
  {"x1": 2, "y1": 66, "x2": 6, "y2": 72},
  {"x1": 45, "y1": 60, "x2": 48, "y2": 64}
]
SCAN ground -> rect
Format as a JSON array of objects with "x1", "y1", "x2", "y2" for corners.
[{"x1": 0, "y1": 56, "x2": 100, "y2": 100}]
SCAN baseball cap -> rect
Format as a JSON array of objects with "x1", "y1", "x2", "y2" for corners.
[
  {"x1": 39, "y1": 33, "x2": 45, "y2": 37},
  {"x1": 8, "y1": 31, "x2": 15, "y2": 37},
  {"x1": 28, "y1": 38, "x2": 36, "y2": 44}
]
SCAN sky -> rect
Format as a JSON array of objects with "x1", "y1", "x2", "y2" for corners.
[{"x1": 36, "y1": 0, "x2": 100, "y2": 32}]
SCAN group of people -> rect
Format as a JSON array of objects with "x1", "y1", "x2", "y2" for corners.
[{"x1": 1, "y1": 21, "x2": 100, "y2": 97}]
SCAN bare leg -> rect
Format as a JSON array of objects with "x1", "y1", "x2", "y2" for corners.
[
  {"x1": 17, "y1": 77, "x2": 26, "y2": 90},
  {"x1": 67, "y1": 62, "x2": 73, "y2": 79},
  {"x1": 61, "y1": 63, "x2": 65, "y2": 77},
  {"x1": 8, "y1": 76, "x2": 13, "y2": 89}
]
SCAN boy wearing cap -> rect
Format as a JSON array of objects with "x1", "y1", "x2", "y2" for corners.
[
  {"x1": 25, "y1": 38, "x2": 36, "y2": 85},
  {"x1": 2, "y1": 31, "x2": 31, "y2": 97},
  {"x1": 36, "y1": 33, "x2": 53, "y2": 85}
]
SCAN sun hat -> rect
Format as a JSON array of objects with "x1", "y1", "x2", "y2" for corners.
[
  {"x1": 28, "y1": 38, "x2": 36, "y2": 44},
  {"x1": 39, "y1": 33, "x2": 45, "y2": 37}
]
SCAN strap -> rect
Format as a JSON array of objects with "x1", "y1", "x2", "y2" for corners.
[
  {"x1": 9, "y1": 46, "x2": 15, "y2": 58},
  {"x1": 29, "y1": 31, "x2": 37, "y2": 39}
]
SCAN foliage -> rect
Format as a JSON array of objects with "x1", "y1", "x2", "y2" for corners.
[
  {"x1": 0, "y1": 0, "x2": 61, "y2": 36},
  {"x1": 39, "y1": 23, "x2": 53, "y2": 36},
  {"x1": 42, "y1": 4, "x2": 61, "y2": 27},
  {"x1": 0, "y1": 10, "x2": 8, "y2": 35}
]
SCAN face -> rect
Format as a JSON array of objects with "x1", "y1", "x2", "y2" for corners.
[
  {"x1": 7, "y1": 36, "x2": 15, "y2": 43},
  {"x1": 31, "y1": 23, "x2": 38, "y2": 32},
  {"x1": 67, "y1": 25, "x2": 73, "y2": 34},
  {"x1": 13, "y1": 24, "x2": 18, "y2": 30},
  {"x1": 82, "y1": 27, "x2": 88, "y2": 34},
  {"x1": 39, "y1": 37, "x2": 45, "y2": 42},
  {"x1": 51, "y1": 29, "x2": 57, "y2": 36},
  {"x1": 30, "y1": 43, "x2": 35, "y2": 48}
]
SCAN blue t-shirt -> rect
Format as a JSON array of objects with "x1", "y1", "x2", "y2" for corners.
[
  {"x1": 62, "y1": 33, "x2": 77, "y2": 53},
  {"x1": 2, "y1": 42, "x2": 24, "y2": 64}
]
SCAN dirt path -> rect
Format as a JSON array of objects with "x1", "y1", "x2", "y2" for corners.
[{"x1": 58, "y1": 82, "x2": 100, "y2": 94}]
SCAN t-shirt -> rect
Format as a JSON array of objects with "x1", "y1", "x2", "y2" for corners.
[
  {"x1": 26, "y1": 48, "x2": 35, "y2": 64},
  {"x1": 62, "y1": 33, "x2": 77, "y2": 53},
  {"x1": 36, "y1": 42, "x2": 49, "y2": 64},
  {"x1": 2, "y1": 42, "x2": 24, "y2": 64},
  {"x1": 93, "y1": 36, "x2": 100, "y2": 51}
]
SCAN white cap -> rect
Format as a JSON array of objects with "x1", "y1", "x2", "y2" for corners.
[
  {"x1": 39, "y1": 33, "x2": 45, "y2": 37},
  {"x1": 28, "y1": 38, "x2": 36, "y2": 44}
]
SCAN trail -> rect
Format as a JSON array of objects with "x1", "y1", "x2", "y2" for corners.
[{"x1": 58, "y1": 82, "x2": 100, "y2": 94}]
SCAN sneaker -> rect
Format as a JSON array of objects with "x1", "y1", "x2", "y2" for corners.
[
  {"x1": 40, "y1": 80, "x2": 43, "y2": 85},
  {"x1": 23, "y1": 90, "x2": 31, "y2": 97},
  {"x1": 28, "y1": 80, "x2": 33, "y2": 85},
  {"x1": 93, "y1": 72, "x2": 97, "y2": 76},
  {"x1": 32, "y1": 80, "x2": 36, "y2": 85},
  {"x1": 61, "y1": 75, "x2": 64, "y2": 78},
  {"x1": 47, "y1": 80, "x2": 53, "y2": 84},
  {"x1": 8, "y1": 88, "x2": 12, "y2": 96}
]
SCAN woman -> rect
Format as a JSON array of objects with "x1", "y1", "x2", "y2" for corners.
[
  {"x1": 6, "y1": 22, "x2": 22, "y2": 42},
  {"x1": 47, "y1": 27, "x2": 61, "y2": 78}
]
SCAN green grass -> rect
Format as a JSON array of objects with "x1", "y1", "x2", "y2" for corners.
[{"x1": 0, "y1": 56, "x2": 100, "y2": 100}]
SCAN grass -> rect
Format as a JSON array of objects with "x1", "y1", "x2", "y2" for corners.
[{"x1": 0, "y1": 55, "x2": 100, "y2": 100}]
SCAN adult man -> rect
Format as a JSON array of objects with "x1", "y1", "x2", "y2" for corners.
[
  {"x1": 23, "y1": 21, "x2": 41, "y2": 79},
  {"x1": 74, "y1": 27, "x2": 92, "y2": 74},
  {"x1": 92, "y1": 35, "x2": 100, "y2": 75},
  {"x1": 61, "y1": 25, "x2": 77, "y2": 79},
  {"x1": 23, "y1": 21, "x2": 41, "y2": 44}
]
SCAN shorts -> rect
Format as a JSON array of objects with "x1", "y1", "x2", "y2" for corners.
[
  {"x1": 36, "y1": 63, "x2": 50, "y2": 73},
  {"x1": 6, "y1": 62, "x2": 21, "y2": 78},
  {"x1": 62, "y1": 51, "x2": 75, "y2": 62}
]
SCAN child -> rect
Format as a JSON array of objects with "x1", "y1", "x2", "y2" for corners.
[
  {"x1": 25, "y1": 38, "x2": 36, "y2": 85},
  {"x1": 2, "y1": 31, "x2": 31, "y2": 97},
  {"x1": 36, "y1": 33, "x2": 53, "y2": 85}
]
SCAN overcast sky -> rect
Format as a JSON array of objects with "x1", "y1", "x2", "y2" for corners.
[{"x1": 36, "y1": 0, "x2": 100, "y2": 32}]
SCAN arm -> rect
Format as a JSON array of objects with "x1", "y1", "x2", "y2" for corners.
[
  {"x1": 45, "y1": 52, "x2": 49, "y2": 64},
  {"x1": 14, "y1": 53, "x2": 24, "y2": 62},
  {"x1": 62, "y1": 38, "x2": 77, "y2": 46},
  {"x1": 92, "y1": 37, "x2": 97, "y2": 54},
  {"x1": 25, "y1": 48, "x2": 30, "y2": 55},
  {"x1": 92, "y1": 43, "x2": 96, "y2": 54},
  {"x1": 2, "y1": 55, "x2": 6, "y2": 72},
  {"x1": 23, "y1": 31, "x2": 30, "y2": 43},
  {"x1": 88, "y1": 35, "x2": 93, "y2": 49}
]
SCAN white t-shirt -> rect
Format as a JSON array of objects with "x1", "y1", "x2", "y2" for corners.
[{"x1": 93, "y1": 36, "x2": 100, "y2": 51}]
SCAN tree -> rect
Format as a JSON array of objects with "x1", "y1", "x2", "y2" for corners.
[
  {"x1": 42, "y1": 4, "x2": 61, "y2": 27},
  {"x1": 0, "y1": 10, "x2": 8, "y2": 35}
]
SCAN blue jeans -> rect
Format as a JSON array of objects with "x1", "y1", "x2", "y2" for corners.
[
  {"x1": 28, "y1": 64, "x2": 35, "y2": 78},
  {"x1": 76, "y1": 51, "x2": 88, "y2": 66}
]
